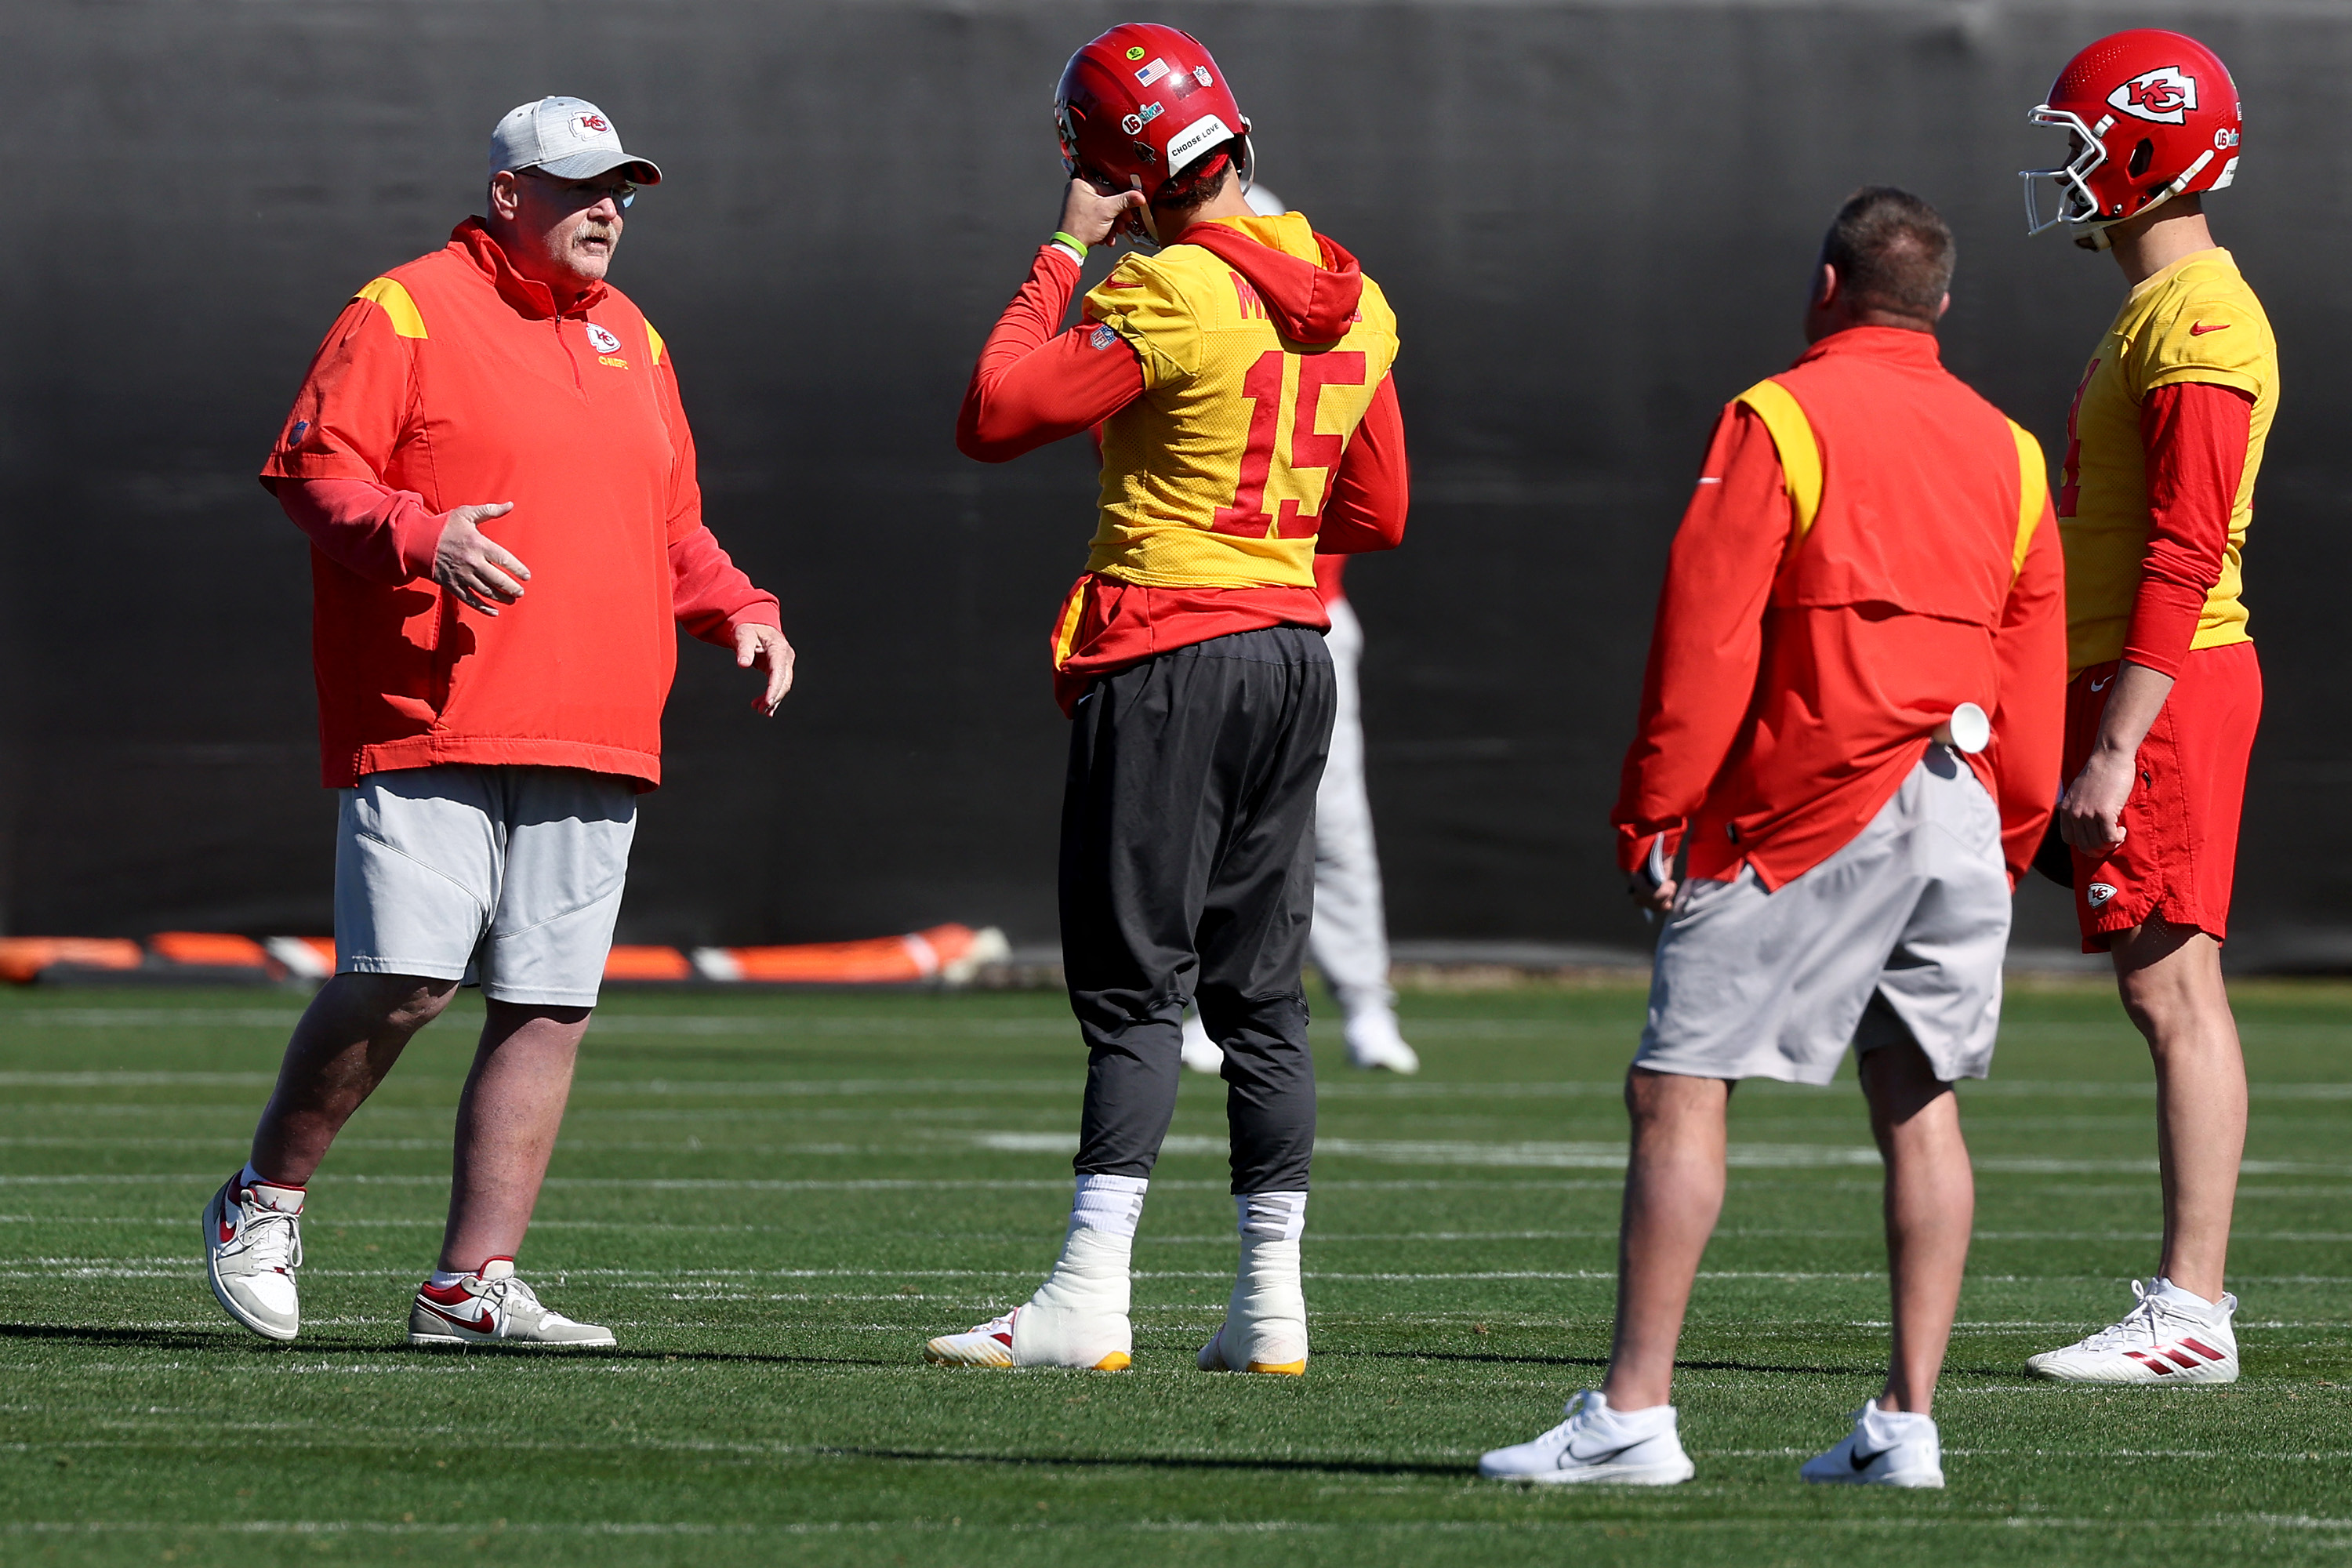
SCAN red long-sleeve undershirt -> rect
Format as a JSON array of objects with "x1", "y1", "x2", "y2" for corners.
[
  {"x1": 954, "y1": 244, "x2": 1408, "y2": 550},
  {"x1": 270, "y1": 476, "x2": 779, "y2": 644},
  {"x1": 2122, "y1": 380, "x2": 2254, "y2": 677}
]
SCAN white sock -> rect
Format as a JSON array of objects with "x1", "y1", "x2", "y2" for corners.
[
  {"x1": 427, "y1": 1269, "x2": 468, "y2": 1290},
  {"x1": 2153, "y1": 1276, "x2": 2223, "y2": 1312},
  {"x1": 1236, "y1": 1190, "x2": 1307, "y2": 1242},
  {"x1": 1584, "y1": 1390, "x2": 1675, "y2": 1429},
  {"x1": 1069, "y1": 1174, "x2": 1149, "y2": 1240},
  {"x1": 240, "y1": 1163, "x2": 304, "y2": 1212},
  {"x1": 1862, "y1": 1403, "x2": 1935, "y2": 1444}
]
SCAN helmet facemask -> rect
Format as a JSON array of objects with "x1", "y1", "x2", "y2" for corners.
[{"x1": 2020, "y1": 107, "x2": 2111, "y2": 238}]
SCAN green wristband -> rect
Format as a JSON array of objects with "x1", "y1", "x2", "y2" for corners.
[{"x1": 1051, "y1": 230, "x2": 1088, "y2": 260}]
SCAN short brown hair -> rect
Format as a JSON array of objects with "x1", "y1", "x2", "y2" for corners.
[{"x1": 1820, "y1": 187, "x2": 1955, "y2": 321}]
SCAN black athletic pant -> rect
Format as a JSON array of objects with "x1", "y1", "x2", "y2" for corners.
[{"x1": 1062, "y1": 625, "x2": 1336, "y2": 1195}]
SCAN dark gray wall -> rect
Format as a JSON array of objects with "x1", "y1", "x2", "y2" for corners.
[{"x1": 3, "y1": 1, "x2": 2346, "y2": 963}]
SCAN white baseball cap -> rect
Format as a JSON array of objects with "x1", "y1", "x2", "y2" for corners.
[{"x1": 488, "y1": 96, "x2": 662, "y2": 185}]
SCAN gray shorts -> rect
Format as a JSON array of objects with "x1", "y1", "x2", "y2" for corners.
[
  {"x1": 1638, "y1": 748, "x2": 2010, "y2": 1087},
  {"x1": 334, "y1": 764, "x2": 637, "y2": 1008}
]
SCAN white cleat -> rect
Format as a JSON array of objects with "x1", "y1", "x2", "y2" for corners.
[
  {"x1": 2025, "y1": 1278, "x2": 2239, "y2": 1385},
  {"x1": 1800, "y1": 1405, "x2": 1945, "y2": 1488},
  {"x1": 202, "y1": 1172, "x2": 303, "y2": 1342},
  {"x1": 1344, "y1": 1008, "x2": 1419, "y2": 1074},
  {"x1": 924, "y1": 1306, "x2": 1131, "y2": 1371},
  {"x1": 924, "y1": 1226, "x2": 1135, "y2": 1370},
  {"x1": 1479, "y1": 1390, "x2": 1695, "y2": 1485},
  {"x1": 408, "y1": 1258, "x2": 615, "y2": 1348},
  {"x1": 1179, "y1": 1011, "x2": 1224, "y2": 1076}
]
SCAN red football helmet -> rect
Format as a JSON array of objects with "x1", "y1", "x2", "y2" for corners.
[
  {"x1": 2022, "y1": 29, "x2": 2242, "y2": 246},
  {"x1": 1054, "y1": 24, "x2": 1252, "y2": 234}
]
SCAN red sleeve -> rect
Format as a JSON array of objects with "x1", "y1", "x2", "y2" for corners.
[
  {"x1": 670, "y1": 525, "x2": 781, "y2": 646},
  {"x1": 1610, "y1": 405, "x2": 1791, "y2": 876},
  {"x1": 1985, "y1": 493, "x2": 2068, "y2": 887},
  {"x1": 956, "y1": 245, "x2": 1144, "y2": 463},
  {"x1": 272, "y1": 476, "x2": 443, "y2": 585},
  {"x1": 1314, "y1": 373, "x2": 1408, "y2": 554},
  {"x1": 260, "y1": 296, "x2": 413, "y2": 485},
  {"x1": 2122, "y1": 381, "x2": 2252, "y2": 676}
]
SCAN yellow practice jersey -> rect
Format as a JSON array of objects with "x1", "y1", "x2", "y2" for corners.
[
  {"x1": 2060, "y1": 248, "x2": 2277, "y2": 673},
  {"x1": 1080, "y1": 212, "x2": 1400, "y2": 589}
]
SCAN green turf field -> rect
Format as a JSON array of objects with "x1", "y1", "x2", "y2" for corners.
[{"x1": 2, "y1": 981, "x2": 2348, "y2": 1566}]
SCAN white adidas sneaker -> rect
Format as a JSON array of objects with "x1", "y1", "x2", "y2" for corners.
[
  {"x1": 1479, "y1": 1390, "x2": 1696, "y2": 1485},
  {"x1": 924, "y1": 1226, "x2": 1134, "y2": 1370},
  {"x1": 2026, "y1": 1278, "x2": 2238, "y2": 1385},
  {"x1": 1800, "y1": 1404, "x2": 1945, "y2": 1488},
  {"x1": 202, "y1": 1171, "x2": 304, "y2": 1342},
  {"x1": 1344, "y1": 1007, "x2": 1419, "y2": 1074},
  {"x1": 408, "y1": 1258, "x2": 614, "y2": 1348},
  {"x1": 1179, "y1": 1011, "x2": 1224, "y2": 1076}
]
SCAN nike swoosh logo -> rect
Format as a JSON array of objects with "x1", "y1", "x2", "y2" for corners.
[
  {"x1": 1564, "y1": 1441, "x2": 1636, "y2": 1466},
  {"x1": 417, "y1": 1298, "x2": 497, "y2": 1333},
  {"x1": 217, "y1": 1219, "x2": 236, "y2": 1243},
  {"x1": 2089, "y1": 676, "x2": 2113, "y2": 691},
  {"x1": 2188, "y1": 321, "x2": 2230, "y2": 336},
  {"x1": 1850, "y1": 1443, "x2": 1895, "y2": 1472}
]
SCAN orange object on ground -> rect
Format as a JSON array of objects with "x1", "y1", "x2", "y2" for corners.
[
  {"x1": 698, "y1": 924, "x2": 1008, "y2": 985},
  {"x1": 0, "y1": 938, "x2": 143, "y2": 984},
  {"x1": 602, "y1": 945, "x2": 693, "y2": 981},
  {"x1": 150, "y1": 932, "x2": 273, "y2": 969}
]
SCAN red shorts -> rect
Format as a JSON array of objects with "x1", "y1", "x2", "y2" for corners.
[{"x1": 2063, "y1": 640, "x2": 2261, "y2": 951}]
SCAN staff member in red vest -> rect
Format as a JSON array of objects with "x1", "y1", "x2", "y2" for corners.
[
  {"x1": 1479, "y1": 190, "x2": 2064, "y2": 1489},
  {"x1": 201, "y1": 97, "x2": 792, "y2": 1350}
]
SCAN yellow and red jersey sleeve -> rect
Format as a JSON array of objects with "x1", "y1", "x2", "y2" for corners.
[{"x1": 2059, "y1": 250, "x2": 2276, "y2": 672}]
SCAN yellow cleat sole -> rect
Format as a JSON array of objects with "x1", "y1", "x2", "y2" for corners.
[
  {"x1": 1244, "y1": 1359, "x2": 1306, "y2": 1375},
  {"x1": 1092, "y1": 1352, "x2": 1132, "y2": 1371}
]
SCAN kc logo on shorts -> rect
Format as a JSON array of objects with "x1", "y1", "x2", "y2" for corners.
[
  {"x1": 2109, "y1": 67, "x2": 2197, "y2": 125},
  {"x1": 585, "y1": 323, "x2": 622, "y2": 355},
  {"x1": 2087, "y1": 882, "x2": 2118, "y2": 907}
]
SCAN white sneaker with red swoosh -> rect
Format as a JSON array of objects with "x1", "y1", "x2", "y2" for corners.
[
  {"x1": 2026, "y1": 1277, "x2": 2238, "y2": 1384},
  {"x1": 407, "y1": 1258, "x2": 615, "y2": 1348},
  {"x1": 202, "y1": 1172, "x2": 304, "y2": 1342}
]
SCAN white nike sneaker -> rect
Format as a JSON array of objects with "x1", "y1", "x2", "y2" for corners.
[
  {"x1": 2025, "y1": 1277, "x2": 2239, "y2": 1384},
  {"x1": 1180, "y1": 1011, "x2": 1224, "y2": 1076},
  {"x1": 408, "y1": 1258, "x2": 615, "y2": 1348},
  {"x1": 1479, "y1": 1390, "x2": 1695, "y2": 1485},
  {"x1": 1344, "y1": 1007, "x2": 1419, "y2": 1074},
  {"x1": 202, "y1": 1171, "x2": 303, "y2": 1342},
  {"x1": 1800, "y1": 1404, "x2": 1945, "y2": 1488},
  {"x1": 924, "y1": 1226, "x2": 1134, "y2": 1370}
]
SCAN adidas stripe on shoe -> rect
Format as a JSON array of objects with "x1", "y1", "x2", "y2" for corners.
[{"x1": 2025, "y1": 1277, "x2": 2238, "y2": 1385}]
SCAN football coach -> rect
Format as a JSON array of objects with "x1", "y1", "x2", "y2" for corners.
[
  {"x1": 1480, "y1": 189, "x2": 2065, "y2": 1487},
  {"x1": 201, "y1": 97, "x2": 793, "y2": 1349}
]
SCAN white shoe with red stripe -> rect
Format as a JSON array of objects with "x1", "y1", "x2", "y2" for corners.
[
  {"x1": 2026, "y1": 1278, "x2": 2238, "y2": 1384},
  {"x1": 407, "y1": 1258, "x2": 614, "y2": 1348}
]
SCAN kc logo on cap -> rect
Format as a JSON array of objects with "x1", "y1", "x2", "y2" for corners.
[{"x1": 488, "y1": 96, "x2": 663, "y2": 186}]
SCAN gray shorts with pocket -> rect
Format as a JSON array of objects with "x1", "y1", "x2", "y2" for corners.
[
  {"x1": 334, "y1": 764, "x2": 637, "y2": 1008},
  {"x1": 1637, "y1": 748, "x2": 2010, "y2": 1087}
]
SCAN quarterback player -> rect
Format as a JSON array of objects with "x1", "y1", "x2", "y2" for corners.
[
  {"x1": 924, "y1": 23, "x2": 1406, "y2": 1374},
  {"x1": 2018, "y1": 29, "x2": 2272, "y2": 1384}
]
